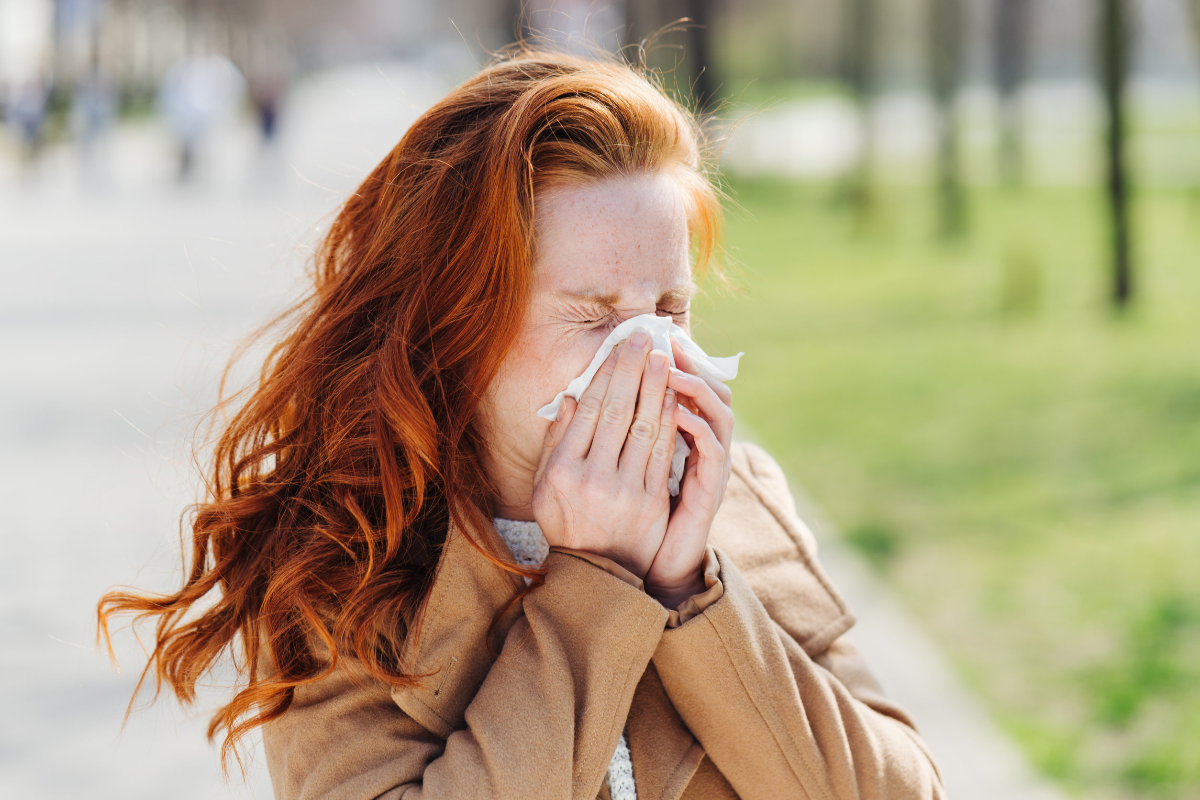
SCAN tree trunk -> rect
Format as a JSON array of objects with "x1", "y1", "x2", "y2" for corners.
[
  {"x1": 623, "y1": 1, "x2": 671, "y2": 70},
  {"x1": 625, "y1": 0, "x2": 713, "y2": 113},
  {"x1": 993, "y1": 0, "x2": 1031, "y2": 185},
  {"x1": 504, "y1": 0, "x2": 528, "y2": 45},
  {"x1": 930, "y1": 0, "x2": 966, "y2": 238},
  {"x1": 845, "y1": 0, "x2": 879, "y2": 223},
  {"x1": 1191, "y1": 1, "x2": 1200, "y2": 61},
  {"x1": 683, "y1": 0, "x2": 716, "y2": 113},
  {"x1": 1101, "y1": 0, "x2": 1133, "y2": 308},
  {"x1": 623, "y1": 0, "x2": 645, "y2": 55}
]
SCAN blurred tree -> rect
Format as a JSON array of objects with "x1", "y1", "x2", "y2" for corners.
[
  {"x1": 844, "y1": 0, "x2": 879, "y2": 225},
  {"x1": 1189, "y1": 1, "x2": 1200, "y2": 120},
  {"x1": 683, "y1": 0, "x2": 716, "y2": 112},
  {"x1": 1100, "y1": 0, "x2": 1133, "y2": 307},
  {"x1": 993, "y1": 0, "x2": 1031, "y2": 186},
  {"x1": 623, "y1": 1, "x2": 669, "y2": 68},
  {"x1": 624, "y1": 0, "x2": 716, "y2": 114},
  {"x1": 504, "y1": 0, "x2": 528, "y2": 45},
  {"x1": 929, "y1": 0, "x2": 966, "y2": 238}
]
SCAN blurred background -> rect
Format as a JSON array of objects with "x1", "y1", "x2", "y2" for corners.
[{"x1": 1, "y1": 0, "x2": 1197, "y2": 798}]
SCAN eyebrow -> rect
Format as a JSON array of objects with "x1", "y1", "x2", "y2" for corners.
[{"x1": 561, "y1": 282, "x2": 699, "y2": 308}]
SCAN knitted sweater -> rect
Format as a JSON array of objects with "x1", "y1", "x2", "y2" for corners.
[{"x1": 492, "y1": 517, "x2": 638, "y2": 800}]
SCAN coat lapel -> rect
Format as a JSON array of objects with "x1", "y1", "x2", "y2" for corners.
[
  {"x1": 626, "y1": 664, "x2": 705, "y2": 800},
  {"x1": 390, "y1": 514, "x2": 525, "y2": 738}
]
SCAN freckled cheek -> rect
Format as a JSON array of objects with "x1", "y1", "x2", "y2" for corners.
[{"x1": 508, "y1": 331, "x2": 605, "y2": 405}]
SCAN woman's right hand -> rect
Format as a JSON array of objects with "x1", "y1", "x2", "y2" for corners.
[{"x1": 531, "y1": 331, "x2": 680, "y2": 579}]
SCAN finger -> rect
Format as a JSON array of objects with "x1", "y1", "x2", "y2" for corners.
[
  {"x1": 666, "y1": 367, "x2": 734, "y2": 450},
  {"x1": 673, "y1": 403, "x2": 725, "y2": 503},
  {"x1": 670, "y1": 334, "x2": 697, "y2": 373},
  {"x1": 589, "y1": 331, "x2": 651, "y2": 468},
  {"x1": 557, "y1": 348, "x2": 619, "y2": 460},
  {"x1": 618, "y1": 348, "x2": 671, "y2": 478},
  {"x1": 644, "y1": 388, "x2": 678, "y2": 493},
  {"x1": 674, "y1": 404, "x2": 722, "y2": 461},
  {"x1": 534, "y1": 396, "x2": 576, "y2": 485},
  {"x1": 670, "y1": 338, "x2": 733, "y2": 407}
]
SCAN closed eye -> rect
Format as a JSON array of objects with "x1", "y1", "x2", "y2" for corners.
[{"x1": 581, "y1": 308, "x2": 688, "y2": 328}]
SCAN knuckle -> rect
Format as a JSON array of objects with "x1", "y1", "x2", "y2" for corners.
[
  {"x1": 629, "y1": 418, "x2": 657, "y2": 442},
  {"x1": 576, "y1": 396, "x2": 603, "y2": 420},
  {"x1": 601, "y1": 400, "x2": 629, "y2": 426},
  {"x1": 651, "y1": 439, "x2": 675, "y2": 462},
  {"x1": 618, "y1": 353, "x2": 645, "y2": 374}
]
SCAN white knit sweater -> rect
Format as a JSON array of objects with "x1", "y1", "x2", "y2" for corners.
[{"x1": 492, "y1": 517, "x2": 638, "y2": 800}]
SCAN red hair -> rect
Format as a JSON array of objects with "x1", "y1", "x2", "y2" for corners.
[{"x1": 97, "y1": 44, "x2": 724, "y2": 767}]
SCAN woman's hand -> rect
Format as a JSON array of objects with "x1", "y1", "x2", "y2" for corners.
[
  {"x1": 643, "y1": 337, "x2": 735, "y2": 609},
  {"x1": 532, "y1": 331, "x2": 681, "y2": 579}
]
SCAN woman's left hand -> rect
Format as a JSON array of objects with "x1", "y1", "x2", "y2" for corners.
[{"x1": 643, "y1": 337, "x2": 735, "y2": 609}]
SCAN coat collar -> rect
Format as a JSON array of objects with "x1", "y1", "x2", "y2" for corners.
[
  {"x1": 387, "y1": 442, "x2": 855, "y2": 760},
  {"x1": 390, "y1": 511, "x2": 525, "y2": 738}
]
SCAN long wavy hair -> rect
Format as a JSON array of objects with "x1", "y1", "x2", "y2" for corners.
[{"x1": 97, "y1": 43, "x2": 725, "y2": 767}]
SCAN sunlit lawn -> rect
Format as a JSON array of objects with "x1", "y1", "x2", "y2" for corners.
[{"x1": 695, "y1": 178, "x2": 1200, "y2": 798}]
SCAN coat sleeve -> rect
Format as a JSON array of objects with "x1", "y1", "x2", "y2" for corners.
[
  {"x1": 649, "y1": 445, "x2": 945, "y2": 800},
  {"x1": 262, "y1": 551, "x2": 669, "y2": 800}
]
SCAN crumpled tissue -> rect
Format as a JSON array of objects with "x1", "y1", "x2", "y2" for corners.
[{"x1": 536, "y1": 313, "x2": 743, "y2": 496}]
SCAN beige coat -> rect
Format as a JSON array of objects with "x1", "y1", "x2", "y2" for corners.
[{"x1": 262, "y1": 441, "x2": 945, "y2": 799}]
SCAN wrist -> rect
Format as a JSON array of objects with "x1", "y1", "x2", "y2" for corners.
[
  {"x1": 646, "y1": 571, "x2": 705, "y2": 610},
  {"x1": 606, "y1": 551, "x2": 648, "y2": 581},
  {"x1": 539, "y1": 528, "x2": 649, "y2": 580}
]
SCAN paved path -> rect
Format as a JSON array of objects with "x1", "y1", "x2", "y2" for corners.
[
  {"x1": 729, "y1": 418, "x2": 1067, "y2": 800},
  {"x1": 792, "y1": 500, "x2": 1067, "y2": 800},
  {"x1": 0, "y1": 61, "x2": 1064, "y2": 798}
]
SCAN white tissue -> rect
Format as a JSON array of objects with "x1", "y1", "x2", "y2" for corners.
[{"x1": 536, "y1": 314, "x2": 743, "y2": 496}]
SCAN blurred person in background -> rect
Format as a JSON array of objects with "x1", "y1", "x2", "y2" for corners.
[
  {"x1": 156, "y1": 54, "x2": 245, "y2": 180},
  {"x1": 7, "y1": 73, "x2": 48, "y2": 162},
  {"x1": 245, "y1": 41, "x2": 290, "y2": 186},
  {"x1": 248, "y1": 61, "x2": 285, "y2": 146},
  {"x1": 71, "y1": 57, "x2": 115, "y2": 186},
  {"x1": 99, "y1": 46, "x2": 944, "y2": 799}
]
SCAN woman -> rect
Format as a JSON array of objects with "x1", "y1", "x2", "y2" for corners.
[{"x1": 99, "y1": 46, "x2": 944, "y2": 799}]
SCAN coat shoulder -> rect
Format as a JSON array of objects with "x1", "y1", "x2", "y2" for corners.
[
  {"x1": 711, "y1": 441, "x2": 855, "y2": 657},
  {"x1": 720, "y1": 440, "x2": 818, "y2": 558},
  {"x1": 731, "y1": 441, "x2": 810, "y2": 544}
]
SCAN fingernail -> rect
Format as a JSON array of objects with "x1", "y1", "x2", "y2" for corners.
[
  {"x1": 630, "y1": 331, "x2": 649, "y2": 350},
  {"x1": 649, "y1": 351, "x2": 667, "y2": 371},
  {"x1": 664, "y1": 389, "x2": 676, "y2": 408}
]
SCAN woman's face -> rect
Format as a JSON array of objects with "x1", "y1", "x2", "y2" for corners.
[{"x1": 478, "y1": 170, "x2": 695, "y2": 517}]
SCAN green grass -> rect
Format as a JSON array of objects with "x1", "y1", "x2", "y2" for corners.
[{"x1": 694, "y1": 179, "x2": 1200, "y2": 798}]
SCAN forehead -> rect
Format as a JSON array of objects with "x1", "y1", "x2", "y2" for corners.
[{"x1": 532, "y1": 172, "x2": 692, "y2": 301}]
